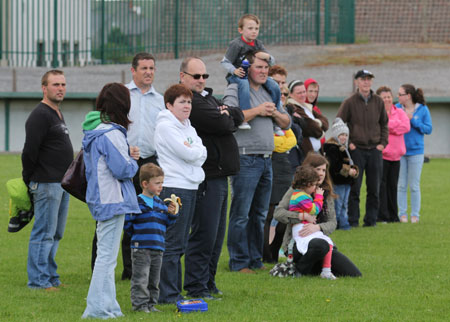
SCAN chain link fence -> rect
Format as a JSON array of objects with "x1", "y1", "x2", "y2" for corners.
[
  {"x1": 1, "y1": 0, "x2": 448, "y2": 67},
  {"x1": 0, "y1": 0, "x2": 354, "y2": 67},
  {"x1": 355, "y1": 0, "x2": 450, "y2": 43}
]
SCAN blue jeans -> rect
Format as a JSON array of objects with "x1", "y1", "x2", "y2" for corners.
[
  {"x1": 333, "y1": 184, "x2": 351, "y2": 230},
  {"x1": 184, "y1": 177, "x2": 228, "y2": 296},
  {"x1": 27, "y1": 182, "x2": 69, "y2": 289},
  {"x1": 228, "y1": 155, "x2": 273, "y2": 271},
  {"x1": 82, "y1": 215, "x2": 124, "y2": 319},
  {"x1": 398, "y1": 154, "x2": 424, "y2": 219},
  {"x1": 158, "y1": 187, "x2": 197, "y2": 304},
  {"x1": 228, "y1": 75, "x2": 282, "y2": 110}
]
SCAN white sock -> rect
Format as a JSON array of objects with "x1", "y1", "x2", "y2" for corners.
[{"x1": 322, "y1": 268, "x2": 331, "y2": 275}]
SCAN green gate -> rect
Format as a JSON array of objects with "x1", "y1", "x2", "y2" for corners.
[{"x1": 0, "y1": 0, "x2": 355, "y2": 67}]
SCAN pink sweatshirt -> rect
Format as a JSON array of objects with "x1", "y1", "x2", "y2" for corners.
[{"x1": 382, "y1": 104, "x2": 411, "y2": 161}]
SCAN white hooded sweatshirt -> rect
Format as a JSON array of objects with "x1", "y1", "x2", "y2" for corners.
[{"x1": 154, "y1": 109, "x2": 207, "y2": 190}]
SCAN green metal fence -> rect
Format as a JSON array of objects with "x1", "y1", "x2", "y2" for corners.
[{"x1": 0, "y1": 0, "x2": 355, "y2": 67}]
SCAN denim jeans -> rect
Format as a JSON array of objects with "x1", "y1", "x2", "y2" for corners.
[
  {"x1": 82, "y1": 215, "x2": 124, "y2": 319},
  {"x1": 27, "y1": 182, "x2": 69, "y2": 289},
  {"x1": 228, "y1": 155, "x2": 273, "y2": 271},
  {"x1": 398, "y1": 154, "x2": 424, "y2": 219},
  {"x1": 158, "y1": 187, "x2": 197, "y2": 304},
  {"x1": 333, "y1": 184, "x2": 351, "y2": 230},
  {"x1": 131, "y1": 249, "x2": 163, "y2": 310},
  {"x1": 228, "y1": 75, "x2": 282, "y2": 110},
  {"x1": 184, "y1": 177, "x2": 228, "y2": 296}
]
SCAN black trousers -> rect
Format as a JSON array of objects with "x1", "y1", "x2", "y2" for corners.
[
  {"x1": 378, "y1": 159, "x2": 400, "y2": 222},
  {"x1": 263, "y1": 204, "x2": 287, "y2": 263},
  {"x1": 293, "y1": 238, "x2": 361, "y2": 277},
  {"x1": 348, "y1": 148, "x2": 383, "y2": 227},
  {"x1": 121, "y1": 155, "x2": 158, "y2": 278},
  {"x1": 184, "y1": 177, "x2": 228, "y2": 296}
]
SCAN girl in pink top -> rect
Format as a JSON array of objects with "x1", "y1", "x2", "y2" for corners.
[{"x1": 376, "y1": 86, "x2": 410, "y2": 223}]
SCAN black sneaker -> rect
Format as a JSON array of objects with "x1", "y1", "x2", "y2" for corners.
[
  {"x1": 148, "y1": 306, "x2": 161, "y2": 313},
  {"x1": 121, "y1": 271, "x2": 131, "y2": 280},
  {"x1": 209, "y1": 288, "x2": 223, "y2": 296},
  {"x1": 188, "y1": 293, "x2": 221, "y2": 301}
]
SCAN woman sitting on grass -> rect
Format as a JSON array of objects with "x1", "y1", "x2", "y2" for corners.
[
  {"x1": 289, "y1": 165, "x2": 336, "y2": 280},
  {"x1": 274, "y1": 153, "x2": 361, "y2": 277}
]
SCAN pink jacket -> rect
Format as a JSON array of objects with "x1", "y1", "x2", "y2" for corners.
[{"x1": 382, "y1": 105, "x2": 410, "y2": 161}]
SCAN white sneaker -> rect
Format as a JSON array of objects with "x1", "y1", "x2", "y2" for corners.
[
  {"x1": 320, "y1": 272, "x2": 337, "y2": 280},
  {"x1": 239, "y1": 122, "x2": 251, "y2": 130}
]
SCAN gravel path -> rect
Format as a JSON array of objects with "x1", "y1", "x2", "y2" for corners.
[{"x1": 1, "y1": 43, "x2": 449, "y2": 97}]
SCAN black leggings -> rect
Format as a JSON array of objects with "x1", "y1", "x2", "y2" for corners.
[{"x1": 293, "y1": 238, "x2": 362, "y2": 277}]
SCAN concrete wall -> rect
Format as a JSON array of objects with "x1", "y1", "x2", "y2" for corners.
[
  {"x1": 1, "y1": 97, "x2": 94, "y2": 152},
  {"x1": 1, "y1": 96, "x2": 449, "y2": 157},
  {"x1": 319, "y1": 100, "x2": 450, "y2": 158}
]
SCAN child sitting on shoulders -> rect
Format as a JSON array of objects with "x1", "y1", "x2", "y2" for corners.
[
  {"x1": 221, "y1": 13, "x2": 282, "y2": 134},
  {"x1": 289, "y1": 166, "x2": 336, "y2": 280},
  {"x1": 124, "y1": 163, "x2": 178, "y2": 313},
  {"x1": 323, "y1": 118, "x2": 359, "y2": 230}
]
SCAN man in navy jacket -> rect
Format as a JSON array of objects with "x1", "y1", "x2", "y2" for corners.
[{"x1": 180, "y1": 57, "x2": 244, "y2": 298}]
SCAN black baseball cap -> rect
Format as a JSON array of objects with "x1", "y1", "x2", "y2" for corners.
[{"x1": 354, "y1": 69, "x2": 374, "y2": 79}]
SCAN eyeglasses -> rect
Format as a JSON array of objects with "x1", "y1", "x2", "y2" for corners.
[
  {"x1": 282, "y1": 93, "x2": 289, "y2": 97},
  {"x1": 398, "y1": 93, "x2": 408, "y2": 96},
  {"x1": 183, "y1": 71, "x2": 209, "y2": 80}
]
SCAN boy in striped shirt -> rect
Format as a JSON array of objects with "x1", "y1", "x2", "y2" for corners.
[{"x1": 125, "y1": 163, "x2": 178, "y2": 312}]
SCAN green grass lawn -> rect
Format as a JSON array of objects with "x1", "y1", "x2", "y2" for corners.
[{"x1": 1, "y1": 154, "x2": 449, "y2": 321}]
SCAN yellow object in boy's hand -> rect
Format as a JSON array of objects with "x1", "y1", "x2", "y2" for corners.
[{"x1": 164, "y1": 194, "x2": 182, "y2": 215}]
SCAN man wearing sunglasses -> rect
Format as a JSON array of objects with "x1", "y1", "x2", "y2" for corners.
[
  {"x1": 223, "y1": 51, "x2": 291, "y2": 274},
  {"x1": 179, "y1": 57, "x2": 244, "y2": 299}
]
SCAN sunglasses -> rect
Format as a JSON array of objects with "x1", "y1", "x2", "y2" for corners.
[
  {"x1": 282, "y1": 93, "x2": 289, "y2": 97},
  {"x1": 183, "y1": 71, "x2": 209, "y2": 80}
]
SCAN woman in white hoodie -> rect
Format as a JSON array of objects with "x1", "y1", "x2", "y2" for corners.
[{"x1": 154, "y1": 84, "x2": 207, "y2": 304}]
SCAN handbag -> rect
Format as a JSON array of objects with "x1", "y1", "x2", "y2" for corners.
[{"x1": 61, "y1": 149, "x2": 87, "y2": 202}]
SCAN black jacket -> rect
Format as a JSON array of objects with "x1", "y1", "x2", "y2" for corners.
[
  {"x1": 189, "y1": 88, "x2": 244, "y2": 179},
  {"x1": 323, "y1": 138, "x2": 359, "y2": 185}
]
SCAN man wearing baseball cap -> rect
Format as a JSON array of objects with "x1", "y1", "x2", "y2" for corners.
[{"x1": 336, "y1": 69, "x2": 388, "y2": 227}]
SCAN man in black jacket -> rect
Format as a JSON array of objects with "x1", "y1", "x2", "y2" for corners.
[
  {"x1": 22, "y1": 70, "x2": 73, "y2": 290},
  {"x1": 180, "y1": 57, "x2": 244, "y2": 298}
]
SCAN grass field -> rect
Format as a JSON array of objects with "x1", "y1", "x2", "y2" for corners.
[{"x1": 1, "y1": 154, "x2": 449, "y2": 321}]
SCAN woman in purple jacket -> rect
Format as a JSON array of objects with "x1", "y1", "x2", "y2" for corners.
[{"x1": 376, "y1": 86, "x2": 410, "y2": 223}]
